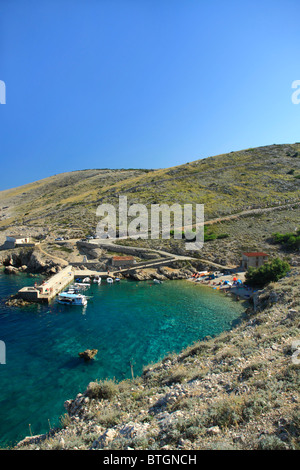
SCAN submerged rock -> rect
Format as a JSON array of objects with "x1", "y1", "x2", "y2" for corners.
[{"x1": 5, "y1": 295, "x2": 31, "y2": 307}]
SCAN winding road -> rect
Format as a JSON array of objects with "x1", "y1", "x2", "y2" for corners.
[{"x1": 42, "y1": 200, "x2": 300, "y2": 273}]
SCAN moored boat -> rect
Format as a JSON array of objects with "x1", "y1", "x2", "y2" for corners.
[
  {"x1": 93, "y1": 276, "x2": 101, "y2": 284},
  {"x1": 57, "y1": 292, "x2": 88, "y2": 306},
  {"x1": 74, "y1": 282, "x2": 89, "y2": 288}
]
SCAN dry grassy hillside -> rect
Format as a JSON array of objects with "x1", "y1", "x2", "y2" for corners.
[{"x1": 1, "y1": 143, "x2": 300, "y2": 238}]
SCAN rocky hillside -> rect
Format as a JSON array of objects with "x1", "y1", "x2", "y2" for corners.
[
  {"x1": 2, "y1": 142, "x2": 299, "y2": 450},
  {"x1": 1, "y1": 143, "x2": 300, "y2": 238},
  {"x1": 15, "y1": 269, "x2": 300, "y2": 450}
]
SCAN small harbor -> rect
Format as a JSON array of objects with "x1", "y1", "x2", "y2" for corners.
[{"x1": 17, "y1": 266, "x2": 121, "y2": 304}]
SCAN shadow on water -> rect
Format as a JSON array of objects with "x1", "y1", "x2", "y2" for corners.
[{"x1": 59, "y1": 356, "x2": 87, "y2": 370}]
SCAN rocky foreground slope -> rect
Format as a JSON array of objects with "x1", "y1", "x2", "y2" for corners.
[{"x1": 16, "y1": 270, "x2": 300, "y2": 451}]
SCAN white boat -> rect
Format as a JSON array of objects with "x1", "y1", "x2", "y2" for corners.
[
  {"x1": 57, "y1": 292, "x2": 88, "y2": 306},
  {"x1": 93, "y1": 276, "x2": 101, "y2": 284},
  {"x1": 66, "y1": 288, "x2": 76, "y2": 294},
  {"x1": 153, "y1": 279, "x2": 163, "y2": 284},
  {"x1": 82, "y1": 277, "x2": 91, "y2": 283},
  {"x1": 106, "y1": 277, "x2": 113, "y2": 283},
  {"x1": 74, "y1": 282, "x2": 89, "y2": 288}
]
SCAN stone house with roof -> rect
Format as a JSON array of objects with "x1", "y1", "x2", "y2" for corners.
[{"x1": 241, "y1": 252, "x2": 269, "y2": 270}]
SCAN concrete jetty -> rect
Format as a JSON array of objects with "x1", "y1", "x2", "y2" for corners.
[
  {"x1": 18, "y1": 265, "x2": 75, "y2": 303},
  {"x1": 17, "y1": 266, "x2": 114, "y2": 303}
]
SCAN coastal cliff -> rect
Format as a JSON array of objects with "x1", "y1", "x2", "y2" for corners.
[
  {"x1": 15, "y1": 269, "x2": 299, "y2": 451},
  {"x1": 0, "y1": 247, "x2": 65, "y2": 275}
]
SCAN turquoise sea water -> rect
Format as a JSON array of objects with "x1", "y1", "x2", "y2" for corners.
[{"x1": 0, "y1": 272, "x2": 245, "y2": 447}]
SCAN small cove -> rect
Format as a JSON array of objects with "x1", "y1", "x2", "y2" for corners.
[{"x1": 0, "y1": 272, "x2": 245, "y2": 447}]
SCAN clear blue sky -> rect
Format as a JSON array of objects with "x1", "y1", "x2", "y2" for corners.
[{"x1": 1, "y1": 0, "x2": 300, "y2": 190}]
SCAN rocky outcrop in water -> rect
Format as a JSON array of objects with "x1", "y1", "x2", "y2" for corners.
[
  {"x1": 78, "y1": 349, "x2": 98, "y2": 361},
  {"x1": 5, "y1": 294, "x2": 31, "y2": 307},
  {"x1": 4, "y1": 265, "x2": 19, "y2": 275}
]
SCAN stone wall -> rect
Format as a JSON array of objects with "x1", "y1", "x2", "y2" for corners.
[
  {"x1": 77, "y1": 241, "x2": 162, "y2": 260},
  {"x1": 70, "y1": 262, "x2": 106, "y2": 271}
]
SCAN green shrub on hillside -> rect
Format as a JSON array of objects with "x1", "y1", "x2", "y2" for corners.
[
  {"x1": 216, "y1": 233, "x2": 230, "y2": 239},
  {"x1": 204, "y1": 226, "x2": 230, "y2": 242},
  {"x1": 204, "y1": 227, "x2": 217, "y2": 241},
  {"x1": 169, "y1": 227, "x2": 229, "y2": 242},
  {"x1": 245, "y1": 257, "x2": 290, "y2": 288},
  {"x1": 86, "y1": 379, "x2": 118, "y2": 400},
  {"x1": 272, "y1": 229, "x2": 300, "y2": 251}
]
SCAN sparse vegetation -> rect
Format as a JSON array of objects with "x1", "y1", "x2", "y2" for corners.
[
  {"x1": 0, "y1": 143, "x2": 300, "y2": 233},
  {"x1": 86, "y1": 379, "x2": 119, "y2": 400}
]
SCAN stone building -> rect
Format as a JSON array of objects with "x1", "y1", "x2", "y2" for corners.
[
  {"x1": 241, "y1": 252, "x2": 269, "y2": 270},
  {"x1": 4, "y1": 234, "x2": 31, "y2": 249}
]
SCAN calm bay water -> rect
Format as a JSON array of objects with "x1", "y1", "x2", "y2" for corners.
[{"x1": 0, "y1": 272, "x2": 245, "y2": 447}]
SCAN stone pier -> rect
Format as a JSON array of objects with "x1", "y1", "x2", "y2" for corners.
[{"x1": 18, "y1": 265, "x2": 75, "y2": 303}]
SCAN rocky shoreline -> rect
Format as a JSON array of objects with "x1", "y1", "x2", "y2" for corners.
[
  {"x1": 125, "y1": 264, "x2": 201, "y2": 282},
  {"x1": 1, "y1": 248, "x2": 65, "y2": 276},
  {"x1": 1, "y1": 244, "x2": 246, "y2": 312}
]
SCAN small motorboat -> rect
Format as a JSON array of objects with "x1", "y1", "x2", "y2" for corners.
[
  {"x1": 153, "y1": 279, "x2": 163, "y2": 284},
  {"x1": 65, "y1": 286, "x2": 81, "y2": 294},
  {"x1": 115, "y1": 278, "x2": 120, "y2": 282},
  {"x1": 93, "y1": 276, "x2": 101, "y2": 284},
  {"x1": 106, "y1": 277, "x2": 113, "y2": 283},
  {"x1": 82, "y1": 277, "x2": 91, "y2": 283},
  {"x1": 74, "y1": 282, "x2": 89, "y2": 288},
  {"x1": 57, "y1": 292, "x2": 88, "y2": 306}
]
